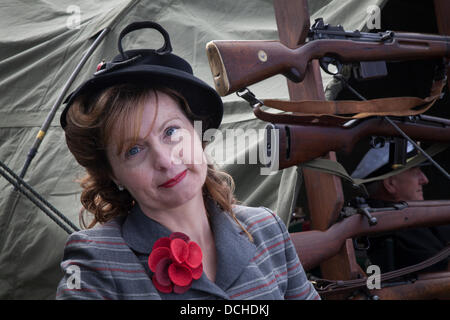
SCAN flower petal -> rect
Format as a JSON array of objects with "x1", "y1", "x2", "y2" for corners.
[
  {"x1": 168, "y1": 263, "x2": 192, "y2": 287},
  {"x1": 170, "y1": 232, "x2": 190, "y2": 242},
  {"x1": 152, "y1": 275, "x2": 173, "y2": 294},
  {"x1": 152, "y1": 237, "x2": 171, "y2": 250},
  {"x1": 191, "y1": 263, "x2": 203, "y2": 280},
  {"x1": 148, "y1": 247, "x2": 171, "y2": 272},
  {"x1": 186, "y1": 241, "x2": 203, "y2": 269},
  {"x1": 170, "y1": 238, "x2": 188, "y2": 264},
  {"x1": 154, "y1": 257, "x2": 172, "y2": 287}
]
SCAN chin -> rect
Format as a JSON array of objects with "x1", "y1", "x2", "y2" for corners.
[
  {"x1": 411, "y1": 194, "x2": 424, "y2": 201},
  {"x1": 172, "y1": 186, "x2": 203, "y2": 205}
]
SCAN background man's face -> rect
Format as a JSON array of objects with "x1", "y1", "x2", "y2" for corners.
[{"x1": 389, "y1": 167, "x2": 429, "y2": 201}]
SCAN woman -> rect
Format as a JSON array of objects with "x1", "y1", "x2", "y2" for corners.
[{"x1": 56, "y1": 21, "x2": 319, "y2": 300}]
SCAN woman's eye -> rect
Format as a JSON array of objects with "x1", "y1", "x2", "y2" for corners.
[
  {"x1": 126, "y1": 146, "x2": 141, "y2": 157},
  {"x1": 165, "y1": 126, "x2": 179, "y2": 137}
]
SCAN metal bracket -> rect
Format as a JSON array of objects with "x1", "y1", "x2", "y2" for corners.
[{"x1": 236, "y1": 88, "x2": 263, "y2": 108}]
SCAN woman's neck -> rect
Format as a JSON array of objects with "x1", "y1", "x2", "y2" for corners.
[
  {"x1": 140, "y1": 192, "x2": 213, "y2": 245},
  {"x1": 140, "y1": 192, "x2": 217, "y2": 282}
]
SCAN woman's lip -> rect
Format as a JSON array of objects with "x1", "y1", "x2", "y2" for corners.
[{"x1": 159, "y1": 169, "x2": 188, "y2": 188}]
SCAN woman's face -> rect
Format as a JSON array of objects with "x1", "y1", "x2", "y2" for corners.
[{"x1": 106, "y1": 90, "x2": 208, "y2": 213}]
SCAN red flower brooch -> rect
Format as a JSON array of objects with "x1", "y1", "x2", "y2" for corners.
[{"x1": 148, "y1": 232, "x2": 203, "y2": 294}]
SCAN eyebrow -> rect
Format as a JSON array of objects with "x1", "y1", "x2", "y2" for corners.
[
  {"x1": 119, "y1": 115, "x2": 183, "y2": 146},
  {"x1": 115, "y1": 113, "x2": 186, "y2": 154},
  {"x1": 157, "y1": 115, "x2": 183, "y2": 133}
]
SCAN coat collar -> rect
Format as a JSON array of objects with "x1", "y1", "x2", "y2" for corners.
[
  {"x1": 121, "y1": 198, "x2": 256, "y2": 297},
  {"x1": 209, "y1": 200, "x2": 257, "y2": 290},
  {"x1": 121, "y1": 203, "x2": 171, "y2": 254}
]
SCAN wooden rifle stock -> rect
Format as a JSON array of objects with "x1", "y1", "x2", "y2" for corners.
[
  {"x1": 206, "y1": 33, "x2": 450, "y2": 96},
  {"x1": 291, "y1": 200, "x2": 450, "y2": 271},
  {"x1": 267, "y1": 117, "x2": 450, "y2": 170}
]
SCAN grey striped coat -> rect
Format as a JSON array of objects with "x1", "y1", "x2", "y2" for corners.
[{"x1": 56, "y1": 198, "x2": 320, "y2": 300}]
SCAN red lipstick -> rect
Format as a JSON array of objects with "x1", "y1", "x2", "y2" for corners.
[{"x1": 159, "y1": 169, "x2": 188, "y2": 188}]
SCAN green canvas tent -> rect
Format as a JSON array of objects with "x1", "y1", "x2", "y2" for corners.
[{"x1": 0, "y1": 0, "x2": 387, "y2": 299}]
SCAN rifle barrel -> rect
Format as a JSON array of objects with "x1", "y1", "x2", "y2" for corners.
[
  {"x1": 395, "y1": 32, "x2": 450, "y2": 42},
  {"x1": 270, "y1": 118, "x2": 450, "y2": 169},
  {"x1": 291, "y1": 200, "x2": 450, "y2": 271},
  {"x1": 419, "y1": 114, "x2": 450, "y2": 126}
]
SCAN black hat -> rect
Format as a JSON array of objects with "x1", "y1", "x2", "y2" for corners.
[
  {"x1": 351, "y1": 141, "x2": 429, "y2": 180},
  {"x1": 60, "y1": 21, "x2": 223, "y2": 131}
]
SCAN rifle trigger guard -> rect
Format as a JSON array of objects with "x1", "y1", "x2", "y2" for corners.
[{"x1": 319, "y1": 56, "x2": 342, "y2": 76}]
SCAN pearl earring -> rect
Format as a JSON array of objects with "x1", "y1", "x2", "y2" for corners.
[{"x1": 117, "y1": 184, "x2": 124, "y2": 191}]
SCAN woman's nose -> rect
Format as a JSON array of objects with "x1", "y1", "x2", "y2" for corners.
[{"x1": 152, "y1": 144, "x2": 176, "y2": 171}]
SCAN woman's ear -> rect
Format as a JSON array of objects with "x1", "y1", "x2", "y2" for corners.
[
  {"x1": 111, "y1": 178, "x2": 125, "y2": 191},
  {"x1": 108, "y1": 172, "x2": 120, "y2": 189}
]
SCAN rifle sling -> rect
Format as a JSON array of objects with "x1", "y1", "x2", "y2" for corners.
[
  {"x1": 255, "y1": 78, "x2": 445, "y2": 123},
  {"x1": 314, "y1": 244, "x2": 450, "y2": 296}
]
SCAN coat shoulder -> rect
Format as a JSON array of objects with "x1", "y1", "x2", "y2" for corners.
[
  {"x1": 57, "y1": 217, "x2": 160, "y2": 300},
  {"x1": 232, "y1": 204, "x2": 276, "y2": 218},
  {"x1": 61, "y1": 216, "x2": 131, "y2": 262},
  {"x1": 231, "y1": 205, "x2": 286, "y2": 237}
]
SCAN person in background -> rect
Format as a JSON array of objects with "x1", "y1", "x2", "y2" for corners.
[
  {"x1": 56, "y1": 21, "x2": 319, "y2": 300},
  {"x1": 352, "y1": 141, "x2": 450, "y2": 273}
]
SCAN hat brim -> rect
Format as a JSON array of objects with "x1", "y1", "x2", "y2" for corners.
[
  {"x1": 366, "y1": 159, "x2": 430, "y2": 179},
  {"x1": 358, "y1": 144, "x2": 448, "y2": 184},
  {"x1": 60, "y1": 65, "x2": 223, "y2": 131}
]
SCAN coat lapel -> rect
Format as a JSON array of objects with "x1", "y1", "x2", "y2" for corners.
[
  {"x1": 206, "y1": 198, "x2": 257, "y2": 291},
  {"x1": 122, "y1": 204, "x2": 171, "y2": 254},
  {"x1": 121, "y1": 200, "x2": 256, "y2": 298}
]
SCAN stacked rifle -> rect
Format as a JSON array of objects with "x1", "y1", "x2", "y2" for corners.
[{"x1": 205, "y1": 18, "x2": 450, "y2": 300}]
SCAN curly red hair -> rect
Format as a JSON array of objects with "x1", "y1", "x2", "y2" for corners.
[{"x1": 63, "y1": 84, "x2": 252, "y2": 240}]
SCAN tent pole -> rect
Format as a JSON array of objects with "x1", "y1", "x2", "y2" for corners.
[{"x1": 17, "y1": 27, "x2": 110, "y2": 182}]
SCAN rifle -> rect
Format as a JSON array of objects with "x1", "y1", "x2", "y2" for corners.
[
  {"x1": 351, "y1": 271, "x2": 450, "y2": 300},
  {"x1": 264, "y1": 115, "x2": 450, "y2": 170},
  {"x1": 206, "y1": 18, "x2": 450, "y2": 96},
  {"x1": 291, "y1": 200, "x2": 450, "y2": 271}
]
